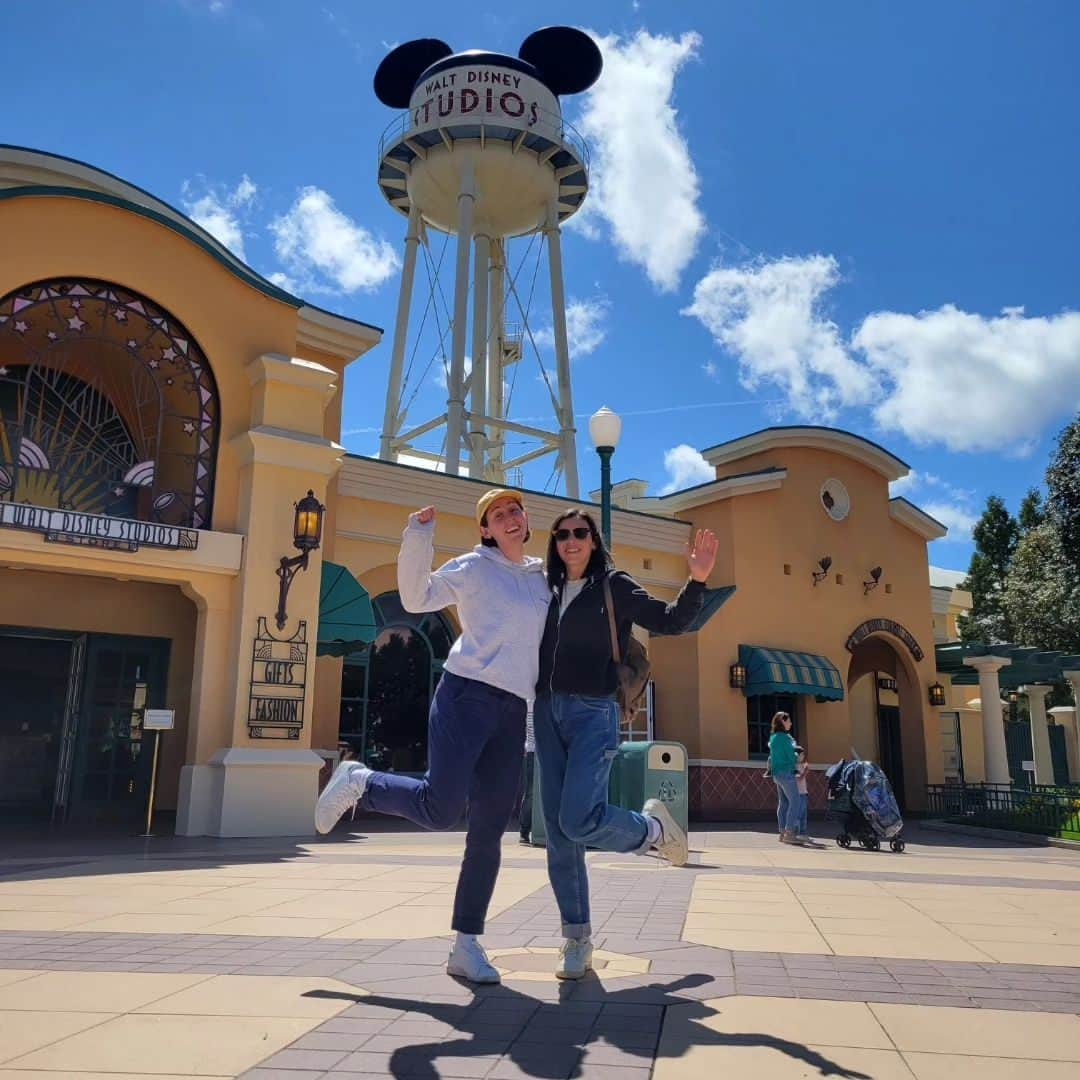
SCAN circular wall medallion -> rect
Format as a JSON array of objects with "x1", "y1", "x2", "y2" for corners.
[{"x1": 820, "y1": 478, "x2": 850, "y2": 521}]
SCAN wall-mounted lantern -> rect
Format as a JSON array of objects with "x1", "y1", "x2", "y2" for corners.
[
  {"x1": 729, "y1": 662, "x2": 747, "y2": 689},
  {"x1": 928, "y1": 682, "x2": 947, "y2": 708},
  {"x1": 275, "y1": 490, "x2": 325, "y2": 630}
]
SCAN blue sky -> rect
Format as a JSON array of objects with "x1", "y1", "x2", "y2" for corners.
[{"x1": 6, "y1": 1, "x2": 1079, "y2": 570}]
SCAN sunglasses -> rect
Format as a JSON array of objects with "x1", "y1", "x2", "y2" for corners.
[{"x1": 553, "y1": 526, "x2": 591, "y2": 542}]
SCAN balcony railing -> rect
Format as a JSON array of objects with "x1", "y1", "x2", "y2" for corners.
[{"x1": 926, "y1": 782, "x2": 1080, "y2": 840}]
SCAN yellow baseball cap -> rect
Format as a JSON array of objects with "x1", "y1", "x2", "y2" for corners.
[{"x1": 476, "y1": 488, "x2": 525, "y2": 526}]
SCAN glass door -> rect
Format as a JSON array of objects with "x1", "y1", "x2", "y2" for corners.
[
  {"x1": 0, "y1": 632, "x2": 74, "y2": 820},
  {"x1": 69, "y1": 635, "x2": 169, "y2": 822}
]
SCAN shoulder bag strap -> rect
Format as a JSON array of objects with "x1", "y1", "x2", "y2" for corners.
[{"x1": 602, "y1": 573, "x2": 621, "y2": 664}]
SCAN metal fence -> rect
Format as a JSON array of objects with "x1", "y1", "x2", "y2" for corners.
[{"x1": 926, "y1": 782, "x2": 1080, "y2": 840}]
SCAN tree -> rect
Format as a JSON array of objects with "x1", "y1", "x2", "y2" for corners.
[
  {"x1": 1045, "y1": 413, "x2": 1080, "y2": 581},
  {"x1": 959, "y1": 495, "x2": 1018, "y2": 643},
  {"x1": 1002, "y1": 522, "x2": 1080, "y2": 654},
  {"x1": 1018, "y1": 487, "x2": 1046, "y2": 534}
]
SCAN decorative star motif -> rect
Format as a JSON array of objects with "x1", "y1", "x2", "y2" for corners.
[
  {"x1": 162, "y1": 346, "x2": 177, "y2": 361},
  {"x1": 67, "y1": 315, "x2": 86, "y2": 331},
  {"x1": 112, "y1": 487, "x2": 125, "y2": 498},
  {"x1": 148, "y1": 358, "x2": 159, "y2": 369},
  {"x1": 127, "y1": 339, "x2": 138, "y2": 349},
  {"x1": 182, "y1": 421, "x2": 196, "y2": 435},
  {"x1": 70, "y1": 299, "x2": 81, "y2": 309},
  {"x1": 113, "y1": 309, "x2": 127, "y2": 322},
  {"x1": 13, "y1": 320, "x2": 28, "y2": 334},
  {"x1": 46, "y1": 331, "x2": 57, "y2": 341}
]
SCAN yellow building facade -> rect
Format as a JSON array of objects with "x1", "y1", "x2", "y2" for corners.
[{"x1": 1, "y1": 147, "x2": 974, "y2": 836}]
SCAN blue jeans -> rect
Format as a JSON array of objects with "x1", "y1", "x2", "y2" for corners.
[
  {"x1": 533, "y1": 692, "x2": 650, "y2": 940},
  {"x1": 360, "y1": 671, "x2": 525, "y2": 935},
  {"x1": 774, "y1": 773, "x2": 801, "y2": 833},
  {"x1": 795, "y1": 792, "x2": 809, "y2": 834}
]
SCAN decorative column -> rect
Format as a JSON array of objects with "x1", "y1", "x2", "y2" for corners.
[
  {"x1": 1023, "y1": 685, "x2": 1054, "y2": 786},
  {"x1": 1049, "y1": 706, "x2": 1079, "y2": 783},
  {"x1": 963, "y1": 655, "x2": 1012, "y2": 784},
  {"x1": 1065, "y1": 670, "x2": 1080, "y2": 781}
]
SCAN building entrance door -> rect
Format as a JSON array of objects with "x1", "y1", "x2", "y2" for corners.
[
  {"x1": 877, "y1": 704, "x2": 907, "y2": 811},
  {"x1": 68, "y1": 635, "x2": 170, "y2": 822},
  {"x1": 0, "y1": 631, "x2": 78, "y2": 820}
]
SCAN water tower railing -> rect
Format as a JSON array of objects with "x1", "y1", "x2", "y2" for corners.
[{"x1": 378, "y1": 108, "x2": 590, "y2": 173}]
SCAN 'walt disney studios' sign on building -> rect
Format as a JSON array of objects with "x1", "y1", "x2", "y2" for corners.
[{"x1": 0, "y1": 502, "x2": 200, "y2": 552}]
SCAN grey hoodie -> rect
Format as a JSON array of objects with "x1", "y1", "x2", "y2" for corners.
[{"x1": 397, "y1": 516, "x2": 550, "y2": 702}]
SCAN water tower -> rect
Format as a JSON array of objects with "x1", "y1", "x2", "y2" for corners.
[{"x1": 374, "y1": 27, "x2": 602, "y2": 497}]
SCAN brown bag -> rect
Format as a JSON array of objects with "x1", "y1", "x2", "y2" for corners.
[{"x1": 602, "y1": 574, "x2": 651, "y2": 716}]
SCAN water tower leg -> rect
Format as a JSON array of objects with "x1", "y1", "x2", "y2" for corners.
[
  {"x1": 469, "y1": 232, "x2": 490, "y2": 479},
  {"x1": 544, "y1": 202, "x2": 580, "y2": 498},
  {"x1": 380, "y1": 203, "x2": 421, "y2": 462},
  {"x1": 445, "y1": 160, "x2": 476, "y2": 477},
  {"x1": 487, "y1": 239, "x2": 506, "y2": 484}
]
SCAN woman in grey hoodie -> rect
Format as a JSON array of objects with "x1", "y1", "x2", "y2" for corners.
[{"x1": 315, "y1": 488, "x2": 549, "y2": 984}]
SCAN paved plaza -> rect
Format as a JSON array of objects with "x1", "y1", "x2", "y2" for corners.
[{"x1": 1, "y1": 820, "x2": 1079, "y2": 1078}]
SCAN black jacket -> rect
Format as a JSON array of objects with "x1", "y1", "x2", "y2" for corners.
[{"x1": 536, "y1": 569, "x2": 705, "y2": 699}]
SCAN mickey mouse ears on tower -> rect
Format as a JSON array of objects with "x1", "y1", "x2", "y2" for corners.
[{"x1": 373, "y1": 26, "x2": 602, "y2": 108}]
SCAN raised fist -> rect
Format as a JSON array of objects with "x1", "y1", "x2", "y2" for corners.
[{"x1": 413, "y1": 506, "x2": 436, "y2": 526}]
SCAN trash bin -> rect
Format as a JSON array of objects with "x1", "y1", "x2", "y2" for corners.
[
  {"x1": 608, "y1": 740, "x2": 689, "y2": 838},
  {"x1": 530, "y1": 740, "x2": 689, "y2": 847}
]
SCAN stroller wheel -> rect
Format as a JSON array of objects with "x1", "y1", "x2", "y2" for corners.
[
  {"x1": 836, "y1": 833, "x2": 851, "y2": 848},
  {"x1": 890, "y1": 838, "x2": 906, "y2": 853},
  {"x1": 868, "y1": 835, "x2": 881, "y2": 851}
]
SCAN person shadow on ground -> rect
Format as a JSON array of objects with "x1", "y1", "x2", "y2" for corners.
[{"x1": 305, "y1": 973, "x2": 871, "y2": 1080}]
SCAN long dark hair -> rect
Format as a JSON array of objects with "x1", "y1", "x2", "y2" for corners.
[{"x1": 545, "y1": 508, "x2": 611, "y2": 590}]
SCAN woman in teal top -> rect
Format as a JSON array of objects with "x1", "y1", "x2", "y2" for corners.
[{"x1": 768, "y1": 711, "x2": 802, "y2": 844}]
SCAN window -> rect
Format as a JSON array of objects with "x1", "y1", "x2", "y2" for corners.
[
  {"x1": 339, "y1": 592, "x2": 453, "y2": 774},
  {"x1": 747, "y1": 694, "x2": 798, "y2": 760}
]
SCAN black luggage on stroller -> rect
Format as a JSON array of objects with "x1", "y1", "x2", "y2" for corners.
[{"x1": 826, "y1": 757, "x2": 905, "y2": 853}]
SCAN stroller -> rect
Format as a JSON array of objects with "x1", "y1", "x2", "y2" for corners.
[{"x1": 826, "y1": 756, "x2": 906, "y2": 853}]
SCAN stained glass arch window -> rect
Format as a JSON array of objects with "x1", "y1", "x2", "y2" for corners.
[{"x1": 0, "y1": 279, "x2": 220, "y2": 528}]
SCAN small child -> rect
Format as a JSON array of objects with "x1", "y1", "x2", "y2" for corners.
[{"x1": 795, "y1": 748, "x2": 810, "y2": 841}]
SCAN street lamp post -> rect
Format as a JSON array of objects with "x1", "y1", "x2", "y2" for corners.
[{"x1": 589, "y1": 406, "x2": 622, "y2": 548}]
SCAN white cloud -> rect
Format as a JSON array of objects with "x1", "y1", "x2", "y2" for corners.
[
  {"x1": 269, "y1": 187, "x2": 399, "y2": 295},
  {"x1": 684, "y1": 255, "x2": 876, "y2": 419},
  {"x1": 535, "y1": 296, "x2": 610, "y2": 358},
  {"x1": 856, "y1": 305, "x2": 1080, "y2": 453},
  {"x1": 921, "y1": 501, "x2": 978, "y2": 542},
  {"x1": 888, "y1": 469, "x2": 919, "y2": 498},
  {"x1": 181, "y1": 175, "x2": 257, "y2": 259},
  {"x1": 688, "y1": 251, "x2": 1080, "y2": 454},
  {"x1": 660, "y1": 444, "x2": 715, "y2": 494},
  {"x1": 573, "y1": 30, "x2": 706, "y2": 292}
]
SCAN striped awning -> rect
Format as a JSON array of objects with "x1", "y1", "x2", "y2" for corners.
[{"x1": 738, "y1": 644, "x2": 844, "y2": 700}]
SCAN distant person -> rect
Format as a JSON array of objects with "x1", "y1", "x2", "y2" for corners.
[
  {"x1": 795, "y1": 747, "x2": 810, "y2": 841},
  {"x1": 315, "y1": 490, "x2": 550, "y2": 985},
  {"x1": 769, "y1": 711, "x2": 802, "y2": 844},
  {"x1": 533, "y1": 507, "x2": 718, "y2": 980}
]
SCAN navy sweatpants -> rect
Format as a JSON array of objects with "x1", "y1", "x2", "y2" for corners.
[{"x1": 359, "y1": 671, "x2": 526, "y2": 934}]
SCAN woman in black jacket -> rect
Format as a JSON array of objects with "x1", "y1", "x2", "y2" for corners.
[{"x1": 534, "y1": 508, "x2": 717, "y2": 979}]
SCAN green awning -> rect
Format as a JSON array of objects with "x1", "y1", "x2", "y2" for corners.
[
  {"x1": 738, "y1": 644, "x2": 844, "y2": 700},
  {"x1": 317, "y1": 561, "x2": 377, "y2": 658},
  {"x1": 686, "y1": 586, "x2": 736, "y2": 632}
]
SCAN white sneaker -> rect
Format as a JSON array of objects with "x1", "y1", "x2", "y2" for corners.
[
  {"x1": 556, "y1": 937, "x2": 594, "y2": 980},
  {"x1": 446, "y1": 934, "x2": 500, "y2": 984},
  {"x1": 314, "y1": 762, "x2": 371, "y2": 834},
  {"x1": 643, "y1": 799, "x2": 688, "y2": 867}
]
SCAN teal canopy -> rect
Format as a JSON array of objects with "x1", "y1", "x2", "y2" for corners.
[
  {"x1": 738, "y1": 644, "x2": 844, "y2": 700},
  {"x1": 317, "y1": 561, "x2": 378, "y2": 658},
  {"x1": 685, "y1": 586, "x2": 736, "y2": 632}
]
